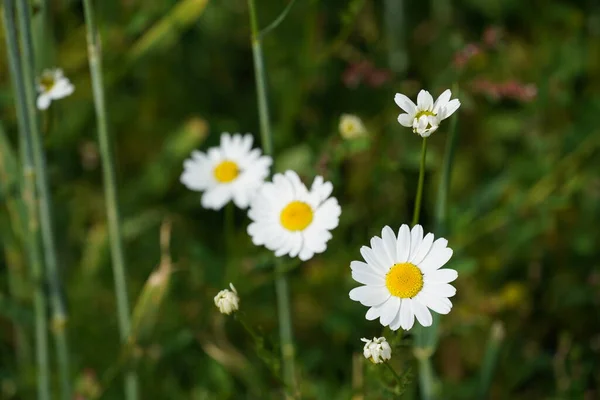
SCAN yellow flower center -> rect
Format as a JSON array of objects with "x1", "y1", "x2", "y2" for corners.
[
  {"x1": 280, "y1": 201, "x2": 313, "y2": 231},
  {"x1": 385, "y1": 262, "x2": 424, "y2": 298},
  {"x1": 414, "y1": 110, "x2": 436, "y2": 120},
  {"x1": 39, "y1": 75, "x2": 55, "y2": 92},
  {"x1": 213, "y1": 160, "x2": 239, "y2": 183}
]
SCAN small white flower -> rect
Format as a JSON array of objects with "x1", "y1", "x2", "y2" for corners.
[
  {"x1": 36, "y1": 68, "x2": 74, "y2": 110},
  {"x1": 247, "y1": 170, "x2": 341, "y2": 261},
  {"x1": 181, "y1": 133, "x2": 272, "y2": 210},
  {"x1": 361, "y1": 337, "x2": 392, "y2": 364},
  {"x1": 394, "y1": 89, "x2": 460, "y2": 137},
  {"x1": 349, "y1": 224, "x2": 457, "y2": 331},
  {"x1": 214, "y1": 283, "x2": 239, "y2": 315},
  {"x1": 339, "y1": 114, "x2": 367, "y2": 139}
]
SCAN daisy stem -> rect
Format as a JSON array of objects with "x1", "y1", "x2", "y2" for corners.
[
  {"x1": 411, "y1": 137, "x2": 428, "y2": 226},
  {"x1": 82, "y1": 0, "x2": 139, "y2": 398},
  {"x1": 247, "y1": 0, "x2": 273, "y2": 156},
  {"x1": 275, "y1": 259, "x2": 297, "y2": 393},
  {"x1": 1, "y1": 3, "x2": 51, "y2": 398},
  {"x1": 247, "y1": 0, "x2": 297, "y2": 394},
  {"x1": 434, "y1": 86, "x2": 459, "y2": 236},
  {"x1": 14, "y1": 0, "x2": 73, "y2": 397},
  {"x1": 417, "y1": 355, "x2": 436, "y2": 400},
  {"x1": 383, "y1": 361, "x2": 403, "y2": 387},
  {"x1": 478, "y1": 322, "x2": 504, "y2": 398}
]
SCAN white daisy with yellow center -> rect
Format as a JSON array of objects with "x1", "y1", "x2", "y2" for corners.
[
  {"x1": 339, "y1": 114, "x2": 367, "y2": 139},
  {"x1": 349, "y1": 224, "x2": 457, "y2": 331},
  {"x1": 36, "y1": 68, "x2": 75, "y2": 110},
  {"x1": 247, "y1": 170, "x2": 341, "y2": 261},
  {"x1": 395, "y1": 89, "x2": 460, "y2": 137},
  {"x1": 181, "y1": 133, "x2": 272, "y2": 210}
]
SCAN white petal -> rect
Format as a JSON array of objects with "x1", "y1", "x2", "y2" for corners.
[
  {"x1": 441, "y1": 99, "x2": 461, "y2": 120},
  {"x1": 360, "y1": 246, "x2": 388, "y2": 274},
  {"x1": 394, "y1": 93, "x2": 416, "y2": 114},
  {"x1": 412, "y1": 299, "x2": 433, "y2": 327},
  {"x1": 366, "y1": 305, "x2": 383, "y2": 321},
  {"x1": 381, "y1": 226, "x2": 397, "y2": 263},
  {"x1": 421, "y1": 292, "x2": 452, "y2": 315},
  {"x1": 350, "y1": 260, "x2": 379, "y2": 274},
  {"x1": 396, "y1": 224, "x2": 411, "y2": 263},
  {"x1": 419, "y1": 244, "x2": 453, "y2": 273},
  {"x1": 432, "y1": 89, "x2": 451, "y2": 114},
  {"x1": 426, "y1": 269, "x2": 458, "y2": 283},
  {"x1": 349, "y1": 286, "x2": 390, "y2": 307},
  {"x1": 352, "y1": 270, "x2": 385, "y2": 286},
  {"x1": 370, "y1": 237, "x2": 393, "y2": 270},
  {"x1": 410, "y1": 233, "x2": 434, "y2": 265},
  {"x1": 425, "y1": 283, "x2": 456, "y2": 298},
  {"x1": 399, "y1": 299, "x2": 415, "y2": 330},
  {"x1": 417, "y1": 90, "x2": 434, "y2": 111},
  {"x1": 397, "y1": 113, "x2": 414, "y2": 127},
  {"x1": 409, "y1": 225, "x2": 423, "y2": 260},
  {"x1": 388, "y1": 309, "x2": 402, "y2": 331},
  {"x1": 37, "y1": 94, "x2": 51, "y2": 110},
  {"x1": 379, "y1": 296, "x2": 401, "y2": 326}
]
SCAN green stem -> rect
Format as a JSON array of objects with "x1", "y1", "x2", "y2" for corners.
[
  {"x1": 82, "y1": 0, "x2": 139, "y2": 398},
  {"x1": 478, "y1": 322, "x2": 504, "y2": 398},
  {"x1": 383, "y1": 362, "x2": 403, "y2": 386},
  {"x1": 435, "y1": 88, "x2": 459, "y2": 235},
  {"x1": 417, "y1": 356, "x2": 435, "y2": 400},
  {"x1": 412, "y1": 138, "x2": 428, "y2": 226},
  {"x1": 274, "y1": 260, "x2": 296, "y2": 392},
  {"x1": 15, "y1": 1, "x2": 72, "y2": 397},
  {"x1": 247, "y1": 0, "x2": 273, "y2": 156},
  {"x1": 247, "y1": 0, "x2": 296, "y2": 393},
  {"x1": 1, "y1": 2, "x2": 51, "y2": 399},
  {"x1": 258, "y1": 0, "x2": 298, "y2": 39}
]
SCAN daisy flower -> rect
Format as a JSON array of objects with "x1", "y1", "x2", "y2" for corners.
[
  {"x1": 394, "y1": 89, "x2": 460, "y2": 137},
  {"x1": 361, "y1": 337, "x2": 392, "y2": 364},
  {"x1": 339, "y1": 114, "x2": 367, "y2": 139},
  {"x1": 247, "y1": 170, "x2": 341, "y2": 261},
  {"x1": 214, "y1": 283, "x2": 239, "y2": 315},
  {"x1": 349, "y1": 224, "x2": 457, "y2": 331},
  {"x1": 180, "y1": 133, "x2": 272, "y2": 210},
  {"x1": 36, "y1": 68, "x2": 75, "y2": 110}
]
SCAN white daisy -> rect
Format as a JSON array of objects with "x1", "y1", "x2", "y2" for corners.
[
  {"x1": 361, "y1": 337, "x2": 392, "y2": 364},
  {"x1": 180, "y1": 133, "x2": 272, "y2": 210},
  {"x1": 247, "y1": 170, "x2": 341, "y2": 261},
  {"x1": 349, "y1": 224, "x2": 457, "y2": 331},
  {"x1": 36, "y1": 68, "x2": 74, "y2": 110},
  {"x1": 339, "y1": 114, "x2": 367, "y2": 139},
  {"x1": 394, "y1": 89, "x2": 460, "y2": 137},
  {"x1": 214, "y1": 283, "x2": 239, "y2": 315}
]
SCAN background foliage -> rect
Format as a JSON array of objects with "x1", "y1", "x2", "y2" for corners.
[{"x1": 1, "y1": 0, "x2": 600, "y2": 398}]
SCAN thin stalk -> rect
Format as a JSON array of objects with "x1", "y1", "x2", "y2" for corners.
[
  {"x1": 247, "y1": 0, "x2": 273, "y2": 155},
  {"x1": 417, "y1": 356, "x2": 435, "y2": 400},
  {"x1": 415, "y1": 91, "x2": 460, "y2": 399},
  {"x1": 478, "y1": 322, "x2": 504, "y2": 398},
  {"x1": 411, "y1": 138, "x2": 428, "y2": 226},
  {"x1": 81, "y1": 0, "x2": 139, "y2": 398},
  {"x1": 383, "y1": 362, "x2": 403, "y2": 387},
  {"x1": 258, "y1": 0, "x2": 298, "y2": 39},
  {"x1": 274, "y1": 260, "x2": 297, "y2": 392},
  {"x1": 15, "y1": 1, "x2": 72, "y2": 397},
  {"x1": 435, "y1": 87, "x2": 460, "y2": 235},
  {"x1": 1, "y1": 2, "x2": 51, "y2": 399},
  {"x1": 247, "y1": 0, "x2": 296, "y2": 393}
]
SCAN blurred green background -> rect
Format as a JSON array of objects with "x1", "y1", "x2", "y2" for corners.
[{"x1": 2, "y1": 0, "x2": 600, "y2": 398}]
